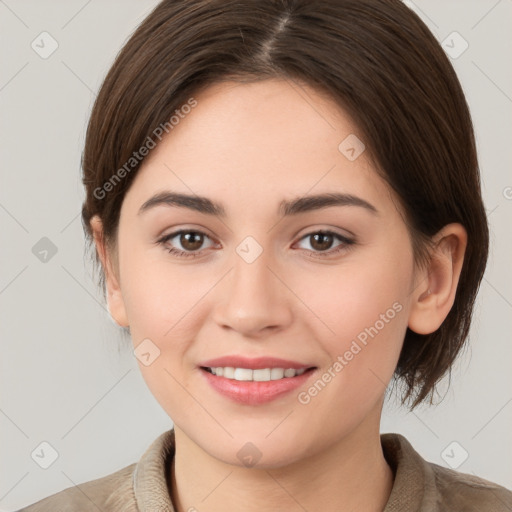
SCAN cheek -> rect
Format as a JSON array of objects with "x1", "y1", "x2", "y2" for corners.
[
  {"x1": 298, "y1": 243, "x2": 412, "y2": 347},
  {"x1": 295, "y1": 242, "x2": 412, "y2": 402},
  {"x1": 118, "y1": 243, "x2": 231, "y2": 403},
  {"x1": 120, "y1": 241, "x2": 211, "y2": 340}
]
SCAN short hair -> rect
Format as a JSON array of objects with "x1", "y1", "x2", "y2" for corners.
[{"x1": 81, "y1": 0, "x2": 489, "y2": 410}]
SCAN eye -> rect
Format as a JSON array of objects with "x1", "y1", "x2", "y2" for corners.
[
  {"x1": 157, "y1": 230, "x2": 216, "y2": 259},
  {"x1": 294, "y1": 230, "x2": 355, "y2": 258},
  {"x1": 156, "y1": 229, "x2": 355, "y2": 259}
]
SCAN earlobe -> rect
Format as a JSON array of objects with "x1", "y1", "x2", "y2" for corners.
[
  {"x1": 408, "y1": 223, "x2": 467, "y2": 335},
  {"x1": 90, "y1": 215, "x2": 129, "y2": 328}
]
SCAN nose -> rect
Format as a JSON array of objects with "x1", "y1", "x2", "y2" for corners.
[{"x1": 212, "y1": 246, "x2": 293, "y2": 338}]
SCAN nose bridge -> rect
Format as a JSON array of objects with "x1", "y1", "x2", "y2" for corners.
[{"x1": 213, "y1": 236, "x2": 292, "y2": 335}]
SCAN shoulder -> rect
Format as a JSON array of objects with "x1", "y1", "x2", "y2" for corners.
[
  {"x1": 16, "y1": 429, "x2": 176, "y2": 511},
  {"x1": 428, "y1": 460, "x2": 512, "y2": 511},
  {"x1": 382, "y1": 433, "x2": 512, "y2": 512},
  {"x1": 15, "y1": 462, "x2": 137, "y2": 511}
]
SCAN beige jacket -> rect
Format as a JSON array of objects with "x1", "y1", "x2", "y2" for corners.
[{"x1": 17, "y1": 430, "x2": 512, "y2": 511}]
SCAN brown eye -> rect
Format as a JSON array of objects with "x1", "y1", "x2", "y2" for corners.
[
  {"x1": 179, "y1": 231, "x2": 204, "y2": 251},
  {"x1": 157, "y1": 228, "x2": 355, "y2": 260},
  {"x1": 295, "y1": 230, "x2": 355, "y2": 258},
  {"x1": 157, "y1": 229, "x2": 216, "y2": 258},
  {"x1": 309, "y1": 232, "x2": 335, "y2": 251}
]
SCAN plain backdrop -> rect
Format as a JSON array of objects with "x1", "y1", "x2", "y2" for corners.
[{"x1": 1, "y1": 0, "x2": 511, "y2": 509}]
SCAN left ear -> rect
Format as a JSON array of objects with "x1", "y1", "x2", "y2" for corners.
[{"x1": 408, "y1": 223, "x2": 468, "y2": 335}]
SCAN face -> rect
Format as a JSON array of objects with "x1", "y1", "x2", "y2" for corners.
[{"x1": 104, "y1": 79, "x2": 420, "y2": 467}]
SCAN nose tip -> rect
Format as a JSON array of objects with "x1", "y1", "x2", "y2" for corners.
[{"x1": 212, "y1": 251, "x2": 293, "y2": 337}]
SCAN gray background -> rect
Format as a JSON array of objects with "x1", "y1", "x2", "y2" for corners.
[{"x1": 1, "y1": 0, "x2": 511, "y2": 509}]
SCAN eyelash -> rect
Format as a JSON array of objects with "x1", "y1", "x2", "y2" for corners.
[{"x1": 156, "y1": 229, "x2": 356, "y2": 259}]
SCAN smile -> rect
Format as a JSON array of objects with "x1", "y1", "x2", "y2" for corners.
[
  {"x1": 199, "y1": 365, "x2": 317, "y2": 405},
  {"x1": 203, "y1": 366, "x2": 309, "y2": 381}
]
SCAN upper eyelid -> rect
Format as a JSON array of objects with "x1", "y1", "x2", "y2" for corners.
[{"x1": 159, "y1": 228, "x2": 354, "y2": 248}]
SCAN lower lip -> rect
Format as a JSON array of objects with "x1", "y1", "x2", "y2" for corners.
[{"x1": 200, "y1": 368, "x2": 316, "y2": 405}]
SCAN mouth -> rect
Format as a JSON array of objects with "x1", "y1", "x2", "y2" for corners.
[{"x1": 198, "y1": 356, "x2": 317, "y2": 405}]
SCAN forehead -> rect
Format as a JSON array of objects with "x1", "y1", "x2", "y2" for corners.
[{"x1": 123, "y1": 78, "x2": 395, "y2": 217}]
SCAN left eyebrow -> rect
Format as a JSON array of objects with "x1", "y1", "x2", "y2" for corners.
[
  {"x1": 279, "y1": 192, "x2": 379, "y2": 216},
  {"x1": 137, "y1": 191, "x2": 379, "y2": 217}
]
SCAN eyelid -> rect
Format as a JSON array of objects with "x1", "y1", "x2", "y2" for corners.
[
  {"x1": 156, "y1": 226, "x2": 356, "y2": 259},
  {"x1": 293, "y1": 224, "x2": 356, "y2": 241},
  {"x1": 157, "y1": 229, "x2": 219, "y2": 250}
]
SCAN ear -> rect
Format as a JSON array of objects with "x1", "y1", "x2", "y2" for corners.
[
  {"x1": 408, "y1": 223, "x2": 467, "y2": 335},
  {"x1": 90, "y1": 215, "x2": 129, "y2": 327}
]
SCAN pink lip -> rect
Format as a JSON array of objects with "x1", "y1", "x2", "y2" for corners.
[
  {"x1": 198, "y1": 356, "x2": 317, "y2": 405},
  {"x1": 199, "y1": 355, "x2": 313, "y2": 370},
  {"x1": 200, "y1": 367, "x2": 316, "y2": 405}
]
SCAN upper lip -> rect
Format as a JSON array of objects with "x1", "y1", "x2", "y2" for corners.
[{"x1": 199, "y1": 356, "x2": 315, "y2": 370}]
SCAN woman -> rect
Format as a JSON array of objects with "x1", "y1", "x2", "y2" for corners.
[{"x1": 18, "y1": 0, "x2": 512, "y2": 510}]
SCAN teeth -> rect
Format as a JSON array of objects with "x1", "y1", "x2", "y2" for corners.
[
  {"x1": 253, "y1": 368, "x2": 271, "y2": 381},
  {"x1": 270, "y1": 368, "x2": 284, "y2": 380},
  {"x1": 234, "y1": 368, "x2": 253, "y2": 381},
  {"x1": 207, "y1": 367, "x2": 308, "y2": 382},
  {"x1": 223, "y1": 367, "x2": 235, "y2": 379}
]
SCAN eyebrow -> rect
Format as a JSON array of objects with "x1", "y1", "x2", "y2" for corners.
[{"x1": 137, "y1": 191, "x2": 379, "y2": 217}]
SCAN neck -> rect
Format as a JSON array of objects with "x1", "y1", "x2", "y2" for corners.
[{"x1": 169, "y1": 412, "x2": 394, "y2": 512}]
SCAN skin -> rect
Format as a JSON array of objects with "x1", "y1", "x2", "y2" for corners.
[{"x1": 91, "y1": 78, "x2": 467, "y2": 512}]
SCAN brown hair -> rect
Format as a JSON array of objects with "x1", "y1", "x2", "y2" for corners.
[{"x1": 81, "y1": 0, "x2": 489, "y2": 410}]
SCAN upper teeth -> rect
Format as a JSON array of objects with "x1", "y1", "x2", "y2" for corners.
[{"x1": 208, "y1": 367, "x2": 306, "y2": 381}]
